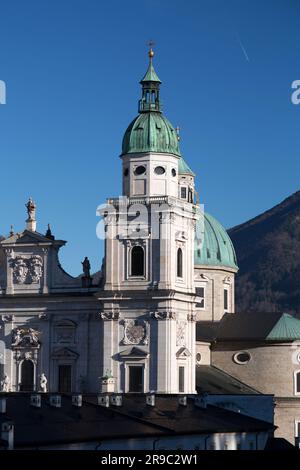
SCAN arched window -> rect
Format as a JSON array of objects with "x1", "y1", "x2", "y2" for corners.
[
  {"x1": 20, "y1": 359, "x2": 34, "y2": 392},
  {"x1": 177, "y1": 248, "x2": 183, "y2": 278},
  {"x1": 131, "y1": 246, "x2": 144, "y2": 276}
]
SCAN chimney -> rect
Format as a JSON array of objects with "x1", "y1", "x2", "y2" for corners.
[
  {"x1": 72, "y1": 395, "x2": 82, "y2": 407},
  {"x1": 178, "y1": 395, "x2": 187, "y2": 406},
  {"x1": 195, "y1": 394, "x2": 208, "y2": 409},
  {"x1": 49, "y1": 395, "x2": 61, "y2": 408},
  {"x1": 98, "y1": 394, "x2": 110, "y2": 408},
  {"x1": 110, "y1": 394, "x2": 122, "y2": 407},
  {"x1": 30, "y1": 394, "x2": 41, "y2": 408},
  {"x1": 1, "y1": 421, "x2": 14, "y2": 450},
  {"x1": 0, "y1": 398, "x2": 6, "y2": 414},
  {"x1": 146, "y1": 394, "x2": 155, "y2": 407}
]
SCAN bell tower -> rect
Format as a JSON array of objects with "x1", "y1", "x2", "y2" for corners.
[{"x1": 99, "y1": 49, "x2": 198, "y2": 395}]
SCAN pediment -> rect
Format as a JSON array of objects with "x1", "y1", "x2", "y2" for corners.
[
  {"x1": 176, "y1": 347, "x2": 191, "y2": 358},
  {"x1": 1, "y1": 230, "x2": 52, "y2": 246},
  {"x1": 119, "y1": 347, "x2": 149, "y2": 359},
  {"x1": 51, "y1": 347, "x2": 79, "y2": 359},
  {"x1": 194, "y1": 273, "x2": 210, "y2": 282}
]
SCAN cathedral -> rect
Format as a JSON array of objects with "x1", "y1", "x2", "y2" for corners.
[{"x1": 0, "y1": 49, "x2": 299, "y2": 447}]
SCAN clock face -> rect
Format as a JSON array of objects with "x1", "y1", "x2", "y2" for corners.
[{"x1": 125, "y1": 322, "x2": 146, "y2": 344}]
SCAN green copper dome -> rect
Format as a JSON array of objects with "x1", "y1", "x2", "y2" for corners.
[
  {"x1": 195, "y1": 213, "x2": 238, "y2": 270},
  {"x1": 266, "y1": 313, "x2": 300, "y2": 341},
  {"x1": 122, "y1": 113, "x2": 181, "y2": 156},
  {"x1": 121, "y1": 51, "x2": 181, "y2": 157},
  {"x1": 178, "y1": 157, "x2": 195, "y2": 176}
]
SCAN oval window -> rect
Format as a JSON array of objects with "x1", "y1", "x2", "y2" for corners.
[
  {"x1": 172, "y1": 168, "x2": 177, "y2": 177},
  {"x1": 134, "y1": 165, "x2": 146, "y2": 175},
  {"x1": 154, "y1": 166, "x2": 165, "y2": 175},
  {"x1": 123, "y1": 168, "x2": 129, "y2": 176},
  {"x1": 196, "y1": 353, "x2": 201, "y2": 364},
  {"x1": 233, "y1": 352, "x2": 251, "y2": 365}
]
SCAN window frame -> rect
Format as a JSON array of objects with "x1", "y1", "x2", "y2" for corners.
[
  {"x1": 177, "y1": 247, "x2": 183, "y2": 279},
  {"x1": 180, "y1": 186, "x2": 187, "y2": 200},
  {"x1": 130, "y1": 245, "x2": 145, "y2": 278},
  {"x1": 233, "y1": 351, "x2": 251, "y2": 365},
  {"x1": 125, "y1": 363, "x2": 145, "y2": 393},
  {"x1": 224, "y1": 287, "x2": 229, "y2": 312},
  {"x1": 195, "y1": 286, "x2": 205, "y2": 309},
  {"x1": 294, "y1": 370, "x2": 300, "y2": 396},
  {"x1": 178, "y1": 365, "x2": 185, "y2": 393},
  {"x1": 294, "y1": 420, "x2": 300, "y2": 438}
]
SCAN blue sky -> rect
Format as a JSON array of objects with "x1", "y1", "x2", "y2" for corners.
[{"x1": 0, "y1": 0, "x2": 299, "y2": 275}]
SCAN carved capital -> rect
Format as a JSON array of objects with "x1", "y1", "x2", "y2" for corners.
[
  {"x1": 4, "y1": 248, "x2": 13, "y2": 258},
  {"x1": 1, "y1": 315, "x2": 14, "y2": 323},
  {"x1": 99, "y1": 311, "x2": 120, "y2": 321},
  {"x1": 38, "y1": 312, "x2": 48, "y2": 321},
  {"x1": 187, "y1": 313, "x2": 197, "y2": 322},
  {"x1": 151, "y1": 311, "x2": 176, "y2": 320}
]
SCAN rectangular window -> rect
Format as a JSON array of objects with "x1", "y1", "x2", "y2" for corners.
[
  {"x1": 196, "y1": 287, "x2": 205, "y2": 308},
  {"x1": 58, "y1": 365, "x2": 72, "y2": 393},
  {"x1": 180, "y1": 187, "x2": 187, "y2": 199},
  {"x1": 178, "y1": 366, "x2": 185, "y2": 393},
  {"x1": 296, "y1": 421, "x2": 300, "y2": 448},
  {"x1": 128, "y1": 366, "x2": 143, "y2": 392},
  {"x1": 296, "y1": 373, "x2": 300, "y2": 394},
  {"x1": 297, "y1": 422, "x2": 300, "y2": 437},
  {"x1": 224, "y1": 288, "x2": 229, "y2": 311}
]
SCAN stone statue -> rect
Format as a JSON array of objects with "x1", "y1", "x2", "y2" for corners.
[
  {"x1": 12, "y1": 328, "x2": 22, "y2": 346},
  {"x1": 26, "y1": 197, "x2": 36, "y2": 220},
  {"x1": 28, "y1": 328, "x2": 39, "y2": 345},
  {"x1": 82, "y1": 257, "x2": 91, "y2": 278},
  {"x1": 1, "y1": 374, "x2": 10, "y2": 392},
  {"x1": 40, "y1": 373, "x2": 47, "y2": 393}
]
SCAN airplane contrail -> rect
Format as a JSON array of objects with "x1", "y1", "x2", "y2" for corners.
[{"x1": 236, "y1": 33, "x2": 250, "y2": 62}]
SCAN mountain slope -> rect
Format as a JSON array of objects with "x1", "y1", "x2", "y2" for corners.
[{"x1": 228, "y1": 191, "x2": 300, "y2": 313}]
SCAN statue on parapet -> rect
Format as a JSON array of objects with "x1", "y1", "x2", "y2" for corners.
[
  {"x1": 39, "y1": 373, "x2": 47, "y2": 393},
  {"x1": 26, "y1": 197, "x2": 36, "y2": 221},
  {"x1": 82, "y1": 257, "x2": 91, "y2": 278},
  {"x1": 0, "y1": 374, "x2": 10, "y2": 392}
]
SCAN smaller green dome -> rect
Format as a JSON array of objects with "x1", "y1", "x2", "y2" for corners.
[
  {"x1": 178, "y1": 157, "x2": 195, "y2": 176},
  {"x1": 195, "y1": 213, "x2": 238, "y2": 270},
  {"x1": 122, "y1": 112, "x2": 181, "y2": 156}
]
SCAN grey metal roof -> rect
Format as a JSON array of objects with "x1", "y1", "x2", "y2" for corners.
[
  {"x1": 196, "y1": 321, "x2": 220, "y2": 342},
  {"x1": 196, "y1": 365, "x2": 260, "y2": 395},
  {"x1": 215, "y1": 312, "x2": 293, "y2": 341},
  {"x1": 2, "y1": 393, "x2": 273, "y2": 447}
]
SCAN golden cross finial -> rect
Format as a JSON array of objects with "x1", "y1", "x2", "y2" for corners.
[{"x1": 147, "y1": 40, "x2": 155, "y2": 59}]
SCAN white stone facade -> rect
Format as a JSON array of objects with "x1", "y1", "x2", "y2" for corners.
[{"x1": 0, "y1": 147, "x2": 238, "y2": 398}]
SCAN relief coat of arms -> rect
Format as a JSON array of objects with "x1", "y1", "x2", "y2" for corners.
[{"x1": 11, "y1": 255, "x2": 43, "y2": 284}]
